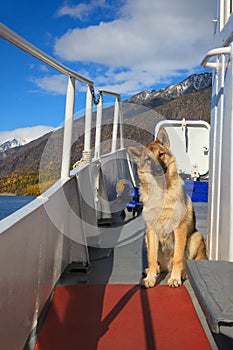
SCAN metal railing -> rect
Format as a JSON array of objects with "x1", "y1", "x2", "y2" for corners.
[
  {"x1": 0, "y1": 23, "x2": 93, "y2": 84},
  {"x1": 0, "y1": 22, "x2": 123, "y2": 179},
  {"x1": 201, "y1": 46, "x2": 232, "y2": 69},
  {"x1": 201, "y1": 42, "x2": 233, "y2": 261}
]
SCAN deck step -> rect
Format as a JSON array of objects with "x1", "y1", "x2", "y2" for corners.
[{"x1": 187, "y1": 260, "x2": 233, "y2": 339}]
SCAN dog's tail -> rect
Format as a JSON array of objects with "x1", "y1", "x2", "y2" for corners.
[{"x1": 187, "y1": 230, "x2": 208, "y2": 260}]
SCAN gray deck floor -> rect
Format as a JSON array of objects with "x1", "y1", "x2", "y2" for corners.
[
  {"x1": 57, "y1": 202, "x2": 219, "y2": 349},
  {"x1": 58, "y1": 202, "x2": 220, "y2": 349},
  {"x1": 59, "y1": 202, "x2": 209, "y2": 286},
  {"x1": 26, "y1": 202, "x2": 222, "y2": 349}
]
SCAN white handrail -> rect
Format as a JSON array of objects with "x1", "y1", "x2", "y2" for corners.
[
  {"x1": 201, "y1": 46, "x2": 231, "y2": 68},
  {"x1": 98, "y1": 90, "x2": 121, "y2": 99},
  {"x1": 1, "y1": 22, "x2": 124, "y2": 173},
  {"x1": 0, "y1": 22, "x2": 93, "y2": 85}
]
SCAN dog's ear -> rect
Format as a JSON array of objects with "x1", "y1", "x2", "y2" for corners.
[
  {"x1": 156, "y1": 127, "x2": 170, "y2": 148},
  {"x1": 126, "y1": 146, "x2": 143, "y2": 163}
]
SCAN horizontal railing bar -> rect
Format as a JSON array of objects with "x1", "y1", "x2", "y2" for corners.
[
  {"x1": 99, "y1": 89, "x2": 121, "y2": 99},
  {"x1": 201, "y1": 47, "x2": 231, "y2": 68},
  {"x1": 0, "y1": 22, "x2": 93, "y2": 85}
]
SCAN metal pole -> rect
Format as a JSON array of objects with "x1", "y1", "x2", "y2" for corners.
[
  {"x1": 225, "y1": 0, "x2": 231, "y2": 24},
  {"x1": 61, "y1": 76, "x2": 75, "y2": 178},
  {"x1": 94, "y1": 93, "x2": 103, "y2": 159},
  {"x1": 201, "y1": 47, "x2": 231, "y2": 68},
  {"x1": 0, "y1": 23, "x2": 93, "y2": 85},
  {"x1": 83, "y1": 84, "x2": 93, "y2": 163},
  {"x1": 111, "y1": 97, "x2": 119, "y2": 153},
  {"x1": 118, "y1": 97, "x2": 124, "y2": 149}
]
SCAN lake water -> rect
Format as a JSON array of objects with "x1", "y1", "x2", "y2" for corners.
[{"x1": 0, "y1": 196, "x2": 36, "y2": 220}]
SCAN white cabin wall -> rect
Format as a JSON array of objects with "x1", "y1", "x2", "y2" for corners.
[
  {"x1": 218, "y1": 48, "x2": 233, "y2": 260},
  {"x1": 208, "y1": 55, "x2": 233, "y2": 261},
  {"x1": 207, "y1": 0, "x2": 233, "y2": 261},
  {"x1": 214, "y1": 0, "x2": 233, "y2": 46}
]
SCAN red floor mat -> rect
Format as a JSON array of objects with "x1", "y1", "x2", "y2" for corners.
[{"x1": 34, "y1": 284, "x2": 211, "y2": 350}]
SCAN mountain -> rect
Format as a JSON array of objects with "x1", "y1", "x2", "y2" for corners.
[
  {"x1": 127, "y1": 72, "x2": 212, "y2": 109},
  {"x1": 0, "y1": 125, "x2": 54, "y2": 153},
  {"x1": 0, "y1": 73, "x2": 212, "y2": 195},
  {"x1": 153, "y1": 86, "x2": 211, "y2": 121},
  {"x1": 0, "y1": 138, "x2": 27, "y2": 152}
]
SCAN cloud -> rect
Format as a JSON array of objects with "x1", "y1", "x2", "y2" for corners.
[
  {"x1": 31, "y1": 74, "x2": 68, "y2": 95},
  {"x1": 54, "y1": 0, "x2": 214, "y2": 95},
  {"x1": 0, "y1": 126, "x2": 54, "y2": 144},
  {"x1": 56, "y1": 0, "x2": 110, "y2": 21}
]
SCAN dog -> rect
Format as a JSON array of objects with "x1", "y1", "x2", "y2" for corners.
[{"x1": 127, "y1": 127, "x2": 207, "y2": 288}]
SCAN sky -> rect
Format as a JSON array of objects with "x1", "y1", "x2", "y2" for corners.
[{"x1": 0, "y1": 0, "x2": 215, "y2": 142}]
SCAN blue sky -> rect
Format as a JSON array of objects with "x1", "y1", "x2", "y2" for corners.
[{"x1": 0, "y1": 0, "x2": 214, "y2": 141}]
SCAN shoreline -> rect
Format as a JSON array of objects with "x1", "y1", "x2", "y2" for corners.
[{"x1": 0, "y1": 193, "x2": 17, "y2": 196}]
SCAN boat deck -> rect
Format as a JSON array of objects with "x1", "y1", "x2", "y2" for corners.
[
  {"x1": 59, "y1": 202, "x2": 209, "y2": 286},
  {"x1": 25, "y1": 202, "x2": 226, "y2": 350}
]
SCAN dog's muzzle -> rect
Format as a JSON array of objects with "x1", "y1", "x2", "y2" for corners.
[{"x1": 151, "y1": 159, "x2": 167, "y2": 176}]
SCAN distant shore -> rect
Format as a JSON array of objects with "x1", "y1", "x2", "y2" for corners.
[{"x1": 0, "y1": 192, "x2": 16, "y2": 196}]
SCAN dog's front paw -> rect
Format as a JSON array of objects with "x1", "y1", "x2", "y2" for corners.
[
  {"x1": 143, "y1": 264, "x2": 160, "y2": 277},
  {"x1": 168, "y1": 276, "x2": 182, "y2": 288},
  {"x1": 142, "y1": 274, "x2": 156, "y2": 288}
]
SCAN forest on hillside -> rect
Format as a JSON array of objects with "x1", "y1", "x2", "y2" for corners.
[{"x1": 0, "y1": 86, "x2": 211, "y2": 196}]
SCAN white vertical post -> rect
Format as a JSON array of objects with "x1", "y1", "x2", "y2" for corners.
[
  {"x1": 217, "y1": 45, "x2": 233, "y2": 261},
  {"x1": 208, "y1": 54, "x2": 225, "y2": 260},
  {"x1": 225, "y1": 0, "x2": 231, "y2": 23},
  {"x1": 118, "y1": 97, "x2": 124, "y2": 149},
  {"x1": 207, "y1": 64, "x2": 219, "y2": 260},
  {"x1": 220, "y1": 0, "x2": 225, "y2": 30},
  {"x1": 61, "y1": 76, "x2": 75, "y2": 179},
  {"x1": 94, "y1": 93, "x2": 103, "y2": 159},
  {"x1": 83, "y1": 84, "x2": 93, "y2": 163},
  {"x1": 111, "y1": 97, "x2": 119, "y2": 153},
  {"x1": 216, "y1": 54, "x2": 225, "y2": 260}
]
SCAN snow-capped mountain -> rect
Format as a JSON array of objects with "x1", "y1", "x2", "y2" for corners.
[
  {"x1": 0, "y1": 126, "x2": 54, "y2": 153},
  {"x1": 128, "y1": 72, "x2": 212, "y2": 108},
  {"x1": 0, "y1": 73, "x2": 211, "y2": 154},
  {"x1": 0, "y1": 138, "x2": 28, "y2": 152}
]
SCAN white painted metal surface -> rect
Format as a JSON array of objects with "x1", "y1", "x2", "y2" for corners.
[
  {"x1": 218, "y1": 0, "x2": 233, "y2": 31},
  {"x1": 202, "y1": 1, "x2": 233, "y2": 262},
  {"x1": 61, "y1": 76, "x2": 76, "y2": 178},
  {"x1": 94, "y1": 91, "x2": 122, "y2": 159},
  {"x1": 94, "y1": 93, "x2": 103, "y2": 159},
  {"x1": 0, "y1": 23, "x2": 127, "y2": 349},
  {"x1": 112, "y1": 97, "x2": 120, "y2": 153},
  {"x1": 0, "y1": 23, "x2": 93, "y2": 85},
  {"x1": 0, "y1": 147, "x2": 135, "y2": 348},
  {"x1": 0, "y1": 177, "x2": 88, "y2": 349},
  {"x1": 201, "y1": 47, "x2": 231, "y2": 68},
  {"x1": 154, "y1": 120, "x2": 210, "y2": 177},
  {"x1": 214, "y1": 0, "x2": 233, "y2": 46},
  {"x1": 83, "y1": 84, "x2": 93, "y2": 163}
]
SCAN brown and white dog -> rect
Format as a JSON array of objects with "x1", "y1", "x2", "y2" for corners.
[{"x1": 127, "y1": 127, "x2": 207, "y2": 288}]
